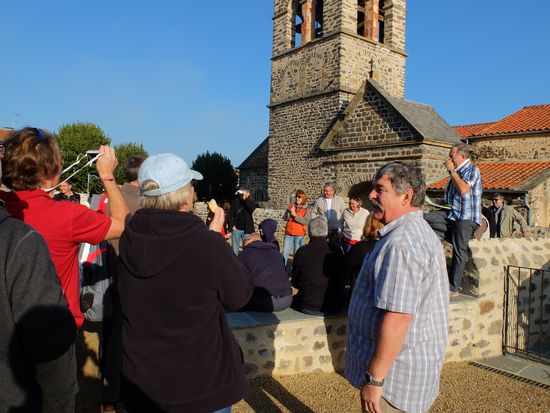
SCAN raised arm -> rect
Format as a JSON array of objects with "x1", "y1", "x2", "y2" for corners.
[{"x1": 95, "y1": 145, "x2": 130, "y2": 240}]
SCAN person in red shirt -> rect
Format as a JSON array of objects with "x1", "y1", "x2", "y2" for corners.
[{"x1": 0, "y1": 127, "x2": 129, "y2": 413}]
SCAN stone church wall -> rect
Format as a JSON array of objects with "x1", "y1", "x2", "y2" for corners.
[
  {"x1": 470, "y1": 134, "x2": 550, "y2": 162},
  {"x1": 268, "y1": 92, "x2": 345, "y2": 206}
]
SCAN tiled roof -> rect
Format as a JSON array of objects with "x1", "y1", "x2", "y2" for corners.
[
  {"x1": 455, "y1": 105, "x2": 550, "y2": 138},
  {"x1": 0, "y1": 128, "x2": 12, "y2": 141},
  {"x1": 453, "y1": 122, "x2": 495, "y2": 138},
  {"x1": 427, "y1": 161, "x2": 550, "y2": 191}
]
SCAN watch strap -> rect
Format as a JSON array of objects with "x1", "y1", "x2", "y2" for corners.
[{"x1": 364, "y1": 371, "x2": 385, "y2": 387}]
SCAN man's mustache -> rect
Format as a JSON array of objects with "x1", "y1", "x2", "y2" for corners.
[{"x1": 371, "y1": 200, "x2": 384, "y2": 212}]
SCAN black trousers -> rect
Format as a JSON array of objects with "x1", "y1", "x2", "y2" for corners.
[{"x1": 424, "y1": 210, "x2": 477, "y2": 292}]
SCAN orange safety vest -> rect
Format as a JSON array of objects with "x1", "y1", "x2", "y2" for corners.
[{"x1": 285, "y1": 206, "x2": 308, "y2": 236}]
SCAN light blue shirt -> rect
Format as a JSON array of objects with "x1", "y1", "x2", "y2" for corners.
[{"x1": 345, "y1": 210, "x2": 449, "y2": 413}]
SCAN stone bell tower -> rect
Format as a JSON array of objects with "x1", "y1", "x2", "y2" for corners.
[{"x1": 267, "y1": 0, "x2": 408, "y2": 206}]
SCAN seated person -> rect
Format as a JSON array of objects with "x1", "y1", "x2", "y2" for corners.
[
  {"x1": 291, "y1": 216, "x2": 346, "y2": 316},
  {"x1": 259, "y1": 218, "x2": 280, "y2": 250},
  {"x1": 238, "y1": 233, "x2": 292, "y2": 312}
]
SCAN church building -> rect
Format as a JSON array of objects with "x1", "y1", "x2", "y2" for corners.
[{"x1": 239, "y1": 0, "x2": 460, "y2": 207}]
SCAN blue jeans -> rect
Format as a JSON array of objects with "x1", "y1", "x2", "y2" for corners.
[
  {"x1": 282, "y1": 235, "x2": 305, "y2": 264},
  {"x1": 231, "y1": 229, "x2": 245, "y2": 255}
]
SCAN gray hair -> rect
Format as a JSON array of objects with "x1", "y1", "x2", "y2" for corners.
[
  {"x1": 323, "y1": 182, "x2": 335, "y2": 190},
  {"x1": 308, "y1": 216, "x2": 328, "y2": 238},
  {"x1": 453, "y1": 142, "x2": 470, "y2": 158},
  {"x1": 373, "y1": 162, "x2": 426, "y2": 207}
]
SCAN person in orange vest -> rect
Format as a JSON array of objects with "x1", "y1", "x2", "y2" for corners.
[{"x1": 282, "y1": 190, "x2": 310, "y2": 265}]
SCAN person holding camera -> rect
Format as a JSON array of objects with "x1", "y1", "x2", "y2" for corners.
[
  {"x1": 229, "y1": 186, "x2": 257, "y2": 255},
  {"x1": 0, "y1": 127, "x2": 129, "y2": 413}
]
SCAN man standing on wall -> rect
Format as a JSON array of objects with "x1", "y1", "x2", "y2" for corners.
[
  {"x1": 424, "y1": 143, "x2": 482, "y2": 294},
  {"x1": 486, "y1": 193, "x2": 529, "y2": 238},
  {"x1": 311, "y1": 182, "x2": 346, "y2": 241},
  {"x1": 229, "y1": 187, "x2": 257, "y2": 255},
  {"x1": 345, "y1": 162, "x2": 449, "y2": 413}
]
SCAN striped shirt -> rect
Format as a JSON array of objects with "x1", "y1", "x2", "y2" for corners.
[
  {"x1": 345, "y1": 211, "x2": 449, "y2": 413},
  {"x1": 444, "y1": 158, "x2": 482, "y2": 225}
]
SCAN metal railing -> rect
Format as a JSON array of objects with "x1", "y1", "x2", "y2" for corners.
[{"x1": 503, "y1": 265, "x2": 550, "y2": 364}]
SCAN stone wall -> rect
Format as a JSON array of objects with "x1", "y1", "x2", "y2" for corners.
[
  {"x1": 238, "y1": 168, "x2": 269, "y2": 203},
  {"x1": 470, "y1": 133, "x2": 550, "y2": 162},
  {"x1": 267, "y1": 92, "x2": 343, "y2": 206},
  {"x1": 226, "y1": 237, "x2": 550, "y2": 377},
  {"x1": 529, "y1": 179, "x2": 550, "y2": 227}
]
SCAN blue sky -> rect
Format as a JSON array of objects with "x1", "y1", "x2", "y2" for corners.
[{"x1": 1, "y1": 1, "x2": 549, "y2": 166}]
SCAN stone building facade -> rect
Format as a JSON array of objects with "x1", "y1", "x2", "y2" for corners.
[{"x1": 240, "y1": 0, "x2": 460, "y2": 207}]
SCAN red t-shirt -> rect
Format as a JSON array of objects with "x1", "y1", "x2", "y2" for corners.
[{"x1": 0, "y1": 189, "x2": 111, "y2": 328}]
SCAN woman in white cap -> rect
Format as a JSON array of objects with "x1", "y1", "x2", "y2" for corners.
[{"x1": 117, "y1": 153, "x2": 253, "y2": 413}]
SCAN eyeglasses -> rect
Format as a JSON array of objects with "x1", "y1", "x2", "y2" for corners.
[{"x1": 296, "y1": 195, "x2": 303, "y2": 199}]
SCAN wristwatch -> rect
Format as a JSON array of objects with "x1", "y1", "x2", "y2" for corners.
[
  {"x1": 448, "y1": 168, "x2": 457, "y2": 174},
  {"x1": 364, "y1": 371, "x2": 385, "y2": 387}
]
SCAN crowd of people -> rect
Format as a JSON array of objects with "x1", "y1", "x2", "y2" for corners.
[{"x1": 0, "y1": 128, "x2": 530, "y2": 413}]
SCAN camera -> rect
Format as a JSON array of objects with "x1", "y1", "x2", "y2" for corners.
[{"x1": 86, "y1": 150, "x2": 100, "y2": 162}]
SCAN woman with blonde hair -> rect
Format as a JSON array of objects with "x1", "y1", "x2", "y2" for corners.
[{"x1": 282, "y1": 189, "x2": 309, "y2": 264}]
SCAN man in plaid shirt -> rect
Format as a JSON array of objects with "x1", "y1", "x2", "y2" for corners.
[
  {"x1": 345, "y1": 162, "x2": 449, "y2": 413},
  {"x1": 425, "y1": 143, "x2": 482, "y2": 293}
]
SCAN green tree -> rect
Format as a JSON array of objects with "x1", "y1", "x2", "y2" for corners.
[
  {"x1": 191, "y1": 151, "x2": 237, "y2": 202},
  {"x1": 57, "y1": 122, "x2": 110, "y2": 192},
  {"x1": 113, "y1": 142, "x2": 148, "y2": 184}
]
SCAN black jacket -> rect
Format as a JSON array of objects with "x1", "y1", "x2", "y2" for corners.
[
  {"x1": 291, "y1": 237, "x2": 346, "y2": 314},
  {"x1": 0, "y1": 207, "x2": 75, "y2": 412},
  {"x1": 118, "y1": 208, "x2": 253, "y2": 412},
  {"x1": 229, "y1": 195, "x2": 257, "y2": 233}
]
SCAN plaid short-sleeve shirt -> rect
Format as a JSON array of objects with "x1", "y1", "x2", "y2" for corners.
[
  {"x1": 345, "y1": 211, "x2": 449, "y2": 413},
  {"x1": 444, "y1": 159, "x2": 482, "y2": 225}
]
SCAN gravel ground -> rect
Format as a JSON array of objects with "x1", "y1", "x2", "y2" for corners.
[{"x1": 77, "y1": 330, "x2": 550, "y2": 413}]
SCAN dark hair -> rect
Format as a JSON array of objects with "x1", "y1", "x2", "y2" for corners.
[
  {"x1": 295, "y1": 189, "x2": 308, "y2": 205},
  {"x1": 124, "y1": 155, "x2": 146, "y2": 182},
  {"x1": 349, "y1": 195, "x2": 362, "y2": 207},
  {"x1": 374, "y1": 161, "x2": 426, "y2": 207},
  {"x1": 2, "y1": 127, "x2": 62, "y2": 190}
]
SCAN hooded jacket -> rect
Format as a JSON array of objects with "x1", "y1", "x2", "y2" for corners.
[
  {"x1": 117, "y1": 208, "x2": 252, "y2": 412},
  {"x1": 259, "y1": 218, "x2": 280, "y2": 250},
  {"x1": 0, "y1": 207, "x2": 75, "y2": 411},
  {"x1": 238, "y1": 241, "x2": 291, "y2": 299}
]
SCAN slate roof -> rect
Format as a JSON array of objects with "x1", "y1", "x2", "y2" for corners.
[
  {"x1": 455, "y1": 105, "x2": 550, "y2": 138},
  {"x1": 427, "y1": 161, "x2": 550, "y2": 192},
  {"x1": 371, "y1": 80, "x2": 461, "y2": 144},
  {"x1": 238, "y1": 137, "x2": 269, "y2": 169},
  {"x1": 320, "y1": 79, "x2": 461, "y2": 150}
]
